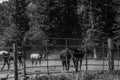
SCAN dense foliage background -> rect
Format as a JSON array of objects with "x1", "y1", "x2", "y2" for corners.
[{"x1": 0, "y1": 0, "x2": 120, "y2": 48}]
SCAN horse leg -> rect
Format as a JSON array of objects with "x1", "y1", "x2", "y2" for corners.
[
  {"x1": 19, "y1": 59, "x2": 21, "y2": 67},
  {"x1": 62, "y1": 60, "x2": 65, "y2": 71},
  {"x1": 73, "y1": 58, "x2": 78, "y2": 72},
  {"x1": 64, "y1": 60, "x2": 67, "y2": 71},
  {"x1": 65, "y1": 59, "x2": 68, "y2": 71},
  {"x1": 35, "y1": 60, "x2": 38, "y2": 66},
  {"x1": 64, "y1": 61, "x2": 67, "y2": 71},
  {"x1": 19, "y1": 62, "x2": 21, "y2": 67},
  {"x1": 63, "y1": 61, "x2": 65, "y2": 71},
  {"x1": 1, "y1": 61, "x2": 6, "y2": 70},
  {"x1": 67, "y1": 60, "x2": 70, "y2": 71},
  {"x1": 21, "y1": 58, "x2": 24, "y2": 67},
  {"x1": 7, "y1": 61, "x2": 10, "y2": 70},
  {"x1": 39, "y1": 59, "x2": 41, "y2": 66},
  {"x1": 73, "y1": 59, "x2": 76, "y2": 71},
  {"x1": 18, "y1": 59, "x2": 20, "y2": 67},
  {"x1": 79, "y1": 59, "x2": 82, "y2": 71},
  {"x1": 19, "y1": 59, "x2": 23, "y2": 67},
  {"x1": 75, "y1": 61, "x2": 78, "y2": 72},
  {"x1": 22, "y1": 60, "x2": 24, "y2": 67},
  {"x1": 31, "y1": 60, "x2": 34, "y2": 67},
  {"x1": 63, "y1": 64, "x2": 64, "y2": 71},
  {"x1": 8, "y1": 59, "x2": 12, "y2": 70},
  {"x1": 76, "y1": 60, "x2": 78, "y2": 72},
  {"x1": 66, "y1": 60, "x2": 68, "y2": 71}
]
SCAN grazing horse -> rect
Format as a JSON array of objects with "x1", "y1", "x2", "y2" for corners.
[
  {"x1": 60, "y1": 48, "x2": 72, "y2": 71},
  {"x1": 30, "y1": 53, "x2": 42, "y2": 67},
  {"x1": 69, "y1": 47, "x2": 84, "y2": 72}
]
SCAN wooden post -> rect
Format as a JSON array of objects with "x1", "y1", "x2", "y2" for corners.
[
  {"x1": 84, "y1": 38, "x2": 88, "y2": 71},
  {"x1": 46, "y1": 39, "x2": 49, "y2": 75},
  {"x1": 85, "y1": 47, "x2": 88, "y2": 71},
  {"x1": 117, "y1": 44, "x2": 119, "y2": 69},
  {"x1": 13, "y1": 43, "x2": 18, "y2": 80},
  {"x1": 102, "y1": 42, "x2": 105, "y2": 70},
  {"x1": 108, "y1": 38, "x2": 114, "y2": 71},
  {"x1": 22, "y1": 38, "x2": 27, "y2": 80}
]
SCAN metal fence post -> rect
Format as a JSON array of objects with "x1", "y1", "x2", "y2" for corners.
[
  {"x1": 102, "y1": 42, "x2": 105, "y2": 71},
  {"x1": 13, "y1": 42, "x2": 18, "y2": 80}
]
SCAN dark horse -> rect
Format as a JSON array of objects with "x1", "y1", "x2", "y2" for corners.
[
  {"x1": 69, "y1": 47, "x2": 84, "y2": 72},
  {"x1": 17, "y1": 51, "x2": 24, "y2": 67},
  {"x1": 60, "y1": 48, "x2": 72, "y2": 71}
]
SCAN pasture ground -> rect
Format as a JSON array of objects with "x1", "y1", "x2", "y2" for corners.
[
  {"x1": 0, "y1": 53, "x2": 120, "y2": 80},
  {"x1": 31, "y1": 70, "x2": 120, "y2": 80},
  {"x1": 0, "y1": 59, "x2": 120, "y2": 80}
]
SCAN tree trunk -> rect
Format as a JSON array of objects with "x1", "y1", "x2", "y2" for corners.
[{"x1": 13, "y1": 43, "x2": 18, "y2": 80}]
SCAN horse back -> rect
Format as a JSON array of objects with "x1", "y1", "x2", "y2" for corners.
[
  {"x1": 73, "y1": 50, "x2": 84, "y2": 59},
  {"x1": 30, "y1": 53, "x2": 41, "y2": 59}
]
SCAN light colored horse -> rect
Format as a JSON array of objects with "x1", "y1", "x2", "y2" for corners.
[
  {"x1": 30, "y1": 53, "x2": 42, "y2": 67},
  {"x1": 0, "y1": 51, "x2": 9, "y2": 55},
  {"x1": 0, "y1": 51, "x2": 11, "y2": 70}
]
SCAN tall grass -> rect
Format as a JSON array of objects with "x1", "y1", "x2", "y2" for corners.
[{"x1": 29, "y1": 71, "x2": 120, "y2": 80}]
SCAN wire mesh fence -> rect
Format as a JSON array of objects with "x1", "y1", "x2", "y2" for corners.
[{"x1": 0, "y1": 38, "x2": 120, "y2": 80}]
